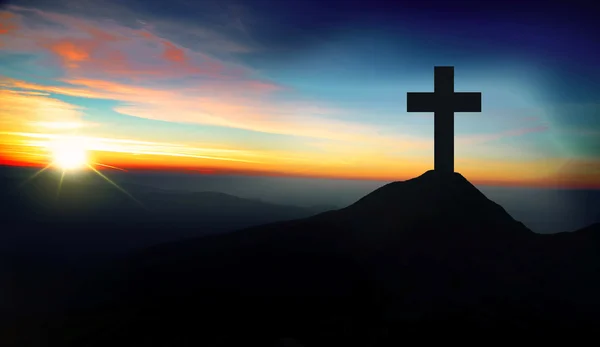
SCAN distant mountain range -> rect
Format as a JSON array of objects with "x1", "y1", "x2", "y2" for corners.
[
  {"x1": 0, "y1": 167, "x2": 332, "y2": 257},
  {"x1": 17, "y1": 170, "x2": 598, "y2": 347}
]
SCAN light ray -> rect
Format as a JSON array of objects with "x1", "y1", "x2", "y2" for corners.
[
  {"x1": 18, "y1": 163, "x2": 52, "y2": 188},
  {"x1": 87, "y1": 164, "x2": 144, "y2": 208},
  {"x1": 56, "y1": 170, "x2": 65, "y2": 199},
  {"x1": 93, "y1": 163, "x2": 128, "y2": 172},
  {"x1": 106, "y1": 149, "x2": 261, "y2": 163}
]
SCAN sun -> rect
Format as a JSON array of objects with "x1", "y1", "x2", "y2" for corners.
[
  {"x1": 54, "y1": 147, "x2": 87, "y2": 170},
  {"x1": 49, "y1": 138, "x2": 89, "y2": 171}
]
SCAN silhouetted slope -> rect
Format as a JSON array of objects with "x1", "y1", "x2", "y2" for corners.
[
  {"x1": 343, "y1": 170, "x2": 529, "y2": 231},
  {"x1": 302, "y1": 171, "x2": 532, "y2": 250},
  {"x1": 35, "y1": 171, "x2": 600, "y2": 346},
  {"x1": 571, "y1": 222, "x2": 600, "y2": 235}
]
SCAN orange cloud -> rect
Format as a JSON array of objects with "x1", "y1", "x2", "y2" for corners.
[
  {"x1": 48, "y1": 40, "x2": 91, "y2": 68},
  {"x1": 0, "y1": 6, "x2": 261, "y2": 82},
  {"x1": 0, "y1": 11, "x2": 18, "y2": 35},
  {"x1": 0, "y1": 11, "x2": 20, "y2": 47},
  {"x1": 162, "y1": 40, "x2": 186, "y2": 63}
]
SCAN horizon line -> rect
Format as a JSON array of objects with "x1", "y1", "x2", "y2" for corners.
[{"x1": 2, "y1": 162, "x2": 599, "y2": 191}]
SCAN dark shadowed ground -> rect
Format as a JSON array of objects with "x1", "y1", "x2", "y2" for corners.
[
  {"x1": 2, "y1": 169, "x2": 598, "y2": 346},
  {"x1": 0, "y1": 166, "x2": 331, "y2": 331}
]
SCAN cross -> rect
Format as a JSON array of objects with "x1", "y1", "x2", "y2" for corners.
[{"x1": 407, "y1": 66, "x2": 482, "y2": 174}]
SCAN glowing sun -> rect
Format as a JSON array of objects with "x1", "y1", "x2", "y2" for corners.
[{"x1": 50, "y1": 138, "x2": 89, "y2": 171}]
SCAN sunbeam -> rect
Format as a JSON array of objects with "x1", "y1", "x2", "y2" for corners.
[
  {"x1": 87, "y1": 164, "x2": 144, "y2": 208},
  {"x1": 19, "y1": 163, "x2": 53, "y2": 188},
  {"x1": 94, "y1": 163, "x2": 128, "y2": 172},
  {"x1": 56, "y1": 170, "x2": 65, "y2": 199}
]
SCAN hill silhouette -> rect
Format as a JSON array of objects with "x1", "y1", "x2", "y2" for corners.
[{"x1": 11, "y1": 171, "x2": 600, "y2": 346}]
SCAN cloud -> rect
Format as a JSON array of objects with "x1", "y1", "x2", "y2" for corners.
[
  {"x1": 1, "y1": 6, "x2": 262, "y2": 82},
  {"x1": 47, "y1": 40, "x2": 91, "y2": 68},
  {"x1": 1, "y1": 6, "x2": 404, "y2": 148},
  {"x1": 0, "y1": 88, "x2": 85, "y2": 133},
  {"x1": 1, "y1": 77, "x2": 424, "y2": 150},
  {"x1": 161, "y1": 40, "x2": 186, "y2": 63},
  {"x1": 9, "y1": 0, "x2": 255, "y2": 54},
  {"x1": 0, "y1": 11, "x2": 19, "y2": 35},
  {"x1": 0, "y1": 74, "x2": 550, "y2": 168},
  {"x1": 0, "y1": 11, "x2": 20, "y2": 47},
  {"x1": 0, "y1": 131, "x2": 267, "y2": 166}
]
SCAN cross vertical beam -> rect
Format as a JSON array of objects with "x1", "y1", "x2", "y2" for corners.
[
  {"x1": 434, "y1": 67, "x2": 455, "y2": 175},
  {"x1": 435, "y1": 108, "x2": 454, "y2": 174}
]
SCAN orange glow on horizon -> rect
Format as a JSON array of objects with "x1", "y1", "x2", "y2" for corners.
[
  {"x1": 2, "y1": 153, "x2": 599, "y2": 190},
  {"x1": 0, "y1": 132, "x2": 598, "y2": 190}
]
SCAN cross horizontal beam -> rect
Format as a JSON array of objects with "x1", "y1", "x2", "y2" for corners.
[
  {"x1": 453, "y1": 92, "x2": 482, "y2": 113},
  {"x1": 407, "y1": 92, "x2": 436, "y2": 113},
  {"x1": 406, "y1": 92, "x2": 481, "y2": 113}
]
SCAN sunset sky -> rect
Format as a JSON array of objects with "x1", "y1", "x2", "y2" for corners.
[{"x1": 0, "y1": 0, "x2": 598, "y2": 187}]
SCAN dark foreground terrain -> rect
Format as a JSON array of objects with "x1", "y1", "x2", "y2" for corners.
[
  {"x1": 4, "y1": 170, "x2": 600, "y2": 346},
  {"x1": 0, "y1": 166, "x2": 329, "y2": 333}
]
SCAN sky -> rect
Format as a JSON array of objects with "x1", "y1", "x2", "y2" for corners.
[{"x1": 0, "y1": 0, "x2": 598, "y2": 188}]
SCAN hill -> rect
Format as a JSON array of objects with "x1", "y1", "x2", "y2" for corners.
[{"x1": 9, "y1": 171, "x2": 600, "y2": 346}]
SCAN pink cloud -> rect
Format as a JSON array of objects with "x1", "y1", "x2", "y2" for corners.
[
  {"x1": 0, "y1": 11, "x2": 20, "y2": 47},
  {"x1": 46, "y1": 40, "x2": 92, "y2": 68},
  {"x1": 0, "y1": 11, "x2": 19, "y2": 35},
  {"x1": 161, "y1": 40, "x2": 186, "y2": 63},
  {"x1": 0, "y1": 6, "x2": 271, "y2": 84}
]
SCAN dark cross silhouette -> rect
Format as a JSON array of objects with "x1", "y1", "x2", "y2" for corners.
[{"x1": 407, "y1": 66, "x2": 482, "y2": 174}]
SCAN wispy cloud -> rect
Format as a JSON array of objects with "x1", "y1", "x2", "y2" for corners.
[
  {"x1": 0, "y1": 131, "x2": 264, "y2": 164},
  {"x1": 1, "y1": 76, "x2": 426, "y2": 149},
  {"x1": 0, "y1": 10, "x2": 20, "y2": 47},
  {"x1": 2, "y1": 4, "x2": 591, "y2": 187},
  {"x1": 0, "y1": 5, "x2": 436, "y2": 154},
  {"x1": 0, "y1": 11, "x2": 19, "y2": 35},
  {"x1": 0, "y1": 88, "x2": 85, "y2": 132},
  {"x1": 2, "y1": 6, "x2": 258, "y2": 82}
]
